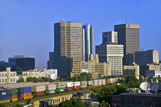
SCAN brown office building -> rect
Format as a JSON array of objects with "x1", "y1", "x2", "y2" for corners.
[
  {"x1": 53, "y1": 22, "x2": 83, "y2": 77},
  {"x1": 114, "y1": 24, "x2": 140, "y2": 65}
]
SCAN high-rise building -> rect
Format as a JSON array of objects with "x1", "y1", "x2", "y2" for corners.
[
  {"x1": 96, "y1": 43, "x2": 124, "y2": 75},
  {"x1": 53, "y1": 22, "x2": 83, "y2": 77},
  {"x1": 114, "y1": 24, "x2": 140, "y2": 65},
  {"x1": 47, "y1": 52, "x2": 54, "y2": 69},
  {"x1": 8, "y1": 55, "x2": 35, "y2": 73},
  {"x1": 135, "y1": 49, "x2": 159, "y2": 66},
  {"x1": 82, "y1": 24, "x2": 94, "y2": 61},
  {"x1": 102, "y1": 31, "x2": 118, "y2": 44}
]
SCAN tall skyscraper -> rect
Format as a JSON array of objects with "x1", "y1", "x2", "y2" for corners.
[
  {"x1": 53, "y1": 22, "x2": 83, "y2": 77},
  {"x1": 82, "y1": 24, "x2": 94, "y2": 61},
  {"x1": 114, "y1": 24, "x2": 140, "y2": 65},
  {"x1": 102, "y1": 31, "x2": 118, "y2": 44}
]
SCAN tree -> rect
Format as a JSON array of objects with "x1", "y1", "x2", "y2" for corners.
[
  {"x1": 26, "y1": 77, "x2": 37, "y2": 82},
  {"x1": 17, "y1": 78, "x2": 24, "y2": 82},
  {"x1": 59, "y1": 98, "x2": 86, "y2": 107},
  {"x1": 125, "y1": 75, "x2": 140, "y2": 88},
  {"x1": 93, "y1": 84, "x2": 127, "y2": 105}
]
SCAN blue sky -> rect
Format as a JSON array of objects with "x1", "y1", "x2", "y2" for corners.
[{"x1": 0, "y1": 0, "x2": 161, "y2": 68}]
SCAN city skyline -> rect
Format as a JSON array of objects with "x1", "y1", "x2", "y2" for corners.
[{"x1": 0, "y1": 0, "x2": 161, "y2": 69}]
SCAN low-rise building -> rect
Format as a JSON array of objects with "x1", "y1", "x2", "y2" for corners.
[
  {"x1": 146, "y1": 70, "x2": 161, "y2": 77},
  {"x1": 112, "y1": 93, "x2": 161, "y2": 107},
  {"x1": 140, "y1": 63, "x2": 161, "y2": 76},
  {"x1": 22, "y1": 69, "x2": 57, "y2": 80},
  {"x1": 123, "y1": 63, "x2": 139, "y2": 79},
  {"x1": 0, "y1": 67, "x2": 17, "y2": 84}
]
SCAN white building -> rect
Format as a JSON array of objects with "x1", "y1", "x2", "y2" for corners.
[
  {"x1": 22, "y1": 68, "x2": 57, "y2": 80},
  {"x1": 0, "y1": 67, "x2": 17, "y2": 84},
  {"x1": 96, "y1": 43, "x2": 124, "y2": 75}
]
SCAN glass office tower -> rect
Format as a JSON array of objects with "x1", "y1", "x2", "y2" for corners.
[{"x1": 82, "y1": 24, "x2": 94, "y2": 61}]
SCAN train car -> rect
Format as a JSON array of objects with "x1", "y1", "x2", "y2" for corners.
[
  {"x1": 80, "y1": 81, "x2": 87, "y2": 89},
  {"x1": 102, "y1": 79, "x2": 106, "y2": 86},
  {"x1": 98, "y1": 79, "x2": 102, "y2": 87},
  {"x1": 45, "y1": 84, "x2": 56, "y2": 94},
  {"x1": 0, "y1": 89, "x2": 10, "y2": 104},
  {"x1": 106, "y1": 79, "x2": 110, "y2": 85},
  {"x1": 87, "y1": 81, "x2": 93, "y2": 88},
  {"x1": 73, "y1": 82, "x2": 80, "y2": 90},
  {"x1": 65, "y1": 82, "x2": 73, "y2": 91},
  {"x1": 55, "y1": 82, "x2": 65, "y2": 93},
  {"x1": 93, "y1": 80, "x2": 99, "y2": 87},
  {"x1": 20, "y1": 87, "x2": 33, "y2": 100},
  {"x1": 32, "y1": 85, "x2": 46, "y2": 96},
  {"x1": 9, "y1": 88, "x2": 18, "y2": 102}
]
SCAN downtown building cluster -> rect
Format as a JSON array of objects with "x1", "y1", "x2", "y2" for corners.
[
  {"x1": 0, "y1": 21, "x2": 161, "y2": 82},
  {"x1": 47, "y1": 21, "x2": 161, "y2": 78}
]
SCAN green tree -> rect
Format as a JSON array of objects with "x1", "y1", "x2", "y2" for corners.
[
  {"x1": 59, "y1": 98, "x2": 86, "y2": 107},
  {"x1": 125, "y1": 75, "x2": 140, "y2": 88},
  {"x1": 17, "y1": 78, "x2": 24, "y2": 82},
  {"x1": 26, "y1": 77, "x2": 37, "y2": 82},
  {"x1": 93, "y1": 84, "x2": 127, "y2": 105}
]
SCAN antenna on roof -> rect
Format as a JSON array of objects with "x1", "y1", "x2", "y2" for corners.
[
  {"x1": 140, "y1": 82, "x2": 151, "y2": 93},
  {"x1": 151, "y1": 84, "x2": 158, "y2": 93}
]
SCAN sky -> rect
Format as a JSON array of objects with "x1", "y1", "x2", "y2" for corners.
[{"x1": 0, "y1": 0, "x2": 161, "y2": 69}]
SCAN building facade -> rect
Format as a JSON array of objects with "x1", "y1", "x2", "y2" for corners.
[
  {"x1": 0, "y1": 61, "x2": 8, "y2": 71},
  {"x1": 53, "y1": 22, "x2": 83, "y2": 77},
  {"x1": 102, "y1": 31, "x2": 117, "y2": 44},
  {"x1": 114, "y1": 24, "x2": 140, "y2": 65},
  {"x1": 82, "y1": 24, "x2": 94, "y2": 61},
  {"x1": 80, "y1": 54, "x2": 111, "y2": 76},
  {"x1": 135, "y1": 49, "x2": 159, "y2": 66},
  {"x1": 0, "y1": 67, "x2": 17, "y2": 84},
  {"x1": 123, "y1": 63, "x2": 140, "y2": 79},
  {"x1": 96, "y1": 43, "x2": 123, "y2": 75},
  {"x1": 112, "y1": 93, "x2": 161, "y2": 107},
  {"x1": 8, "y1": 55, "x2": 35, "y2": 73},
  {"x1": 48, "y1": 52, "x2": 54, "y2": 69},
  {"x1": 22, "y1": 69, "x2": 57, "y2": 81}
]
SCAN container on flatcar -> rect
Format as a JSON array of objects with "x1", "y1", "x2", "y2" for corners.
[
  {"x1": 87, "y1": 81, "x2": 93, "y2": 88},
  {"x1": 102, "y1": 79, "x2": 106, "y2": 86},
  {"x1": 80, "y1": 81, "x2": 87, "y2": 88},
  {"x1": 22, "y1": 87, "x2": 32, "y2": 93},
  {"x1": 106, "y1": 79, "x2": 110, "y2": 85},
  {"x1": 65, "y1": 82, "x2": 74, "y2": 91},
  {"x1": 9, "y1": 89, "x2": 18, "y2": 96},
  {"x1": 32, "y1": 85, "x2": 46, "y2": 92},
  {"x1": 0, "y1": 90, "x2": 9, "y2": 97},
  {"x1": 45, "y1": 84, "x2": 56, "y2": 90},
  {"x1": 0, "y1": 96, "x2": 10, "y2": 104},
  {"x1": 98, "y1": 80, "x2": 102, "y2": 86},
  {"x1": 73, "y1": 82, "x2": 80, "y2": 90},
  {"x1": 93, "y1": 80, "x2": 99, "y2": 87},
  {"x1": 109, "y1": 78, "x2": 114, "y2": 84},
  {"x1": 55, "y1": 82, "x2": 65, "y2": 92}
]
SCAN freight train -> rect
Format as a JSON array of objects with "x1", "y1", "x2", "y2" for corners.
[{"x1": 0, "y1": 78, "x2": 121, "y2": 104}]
